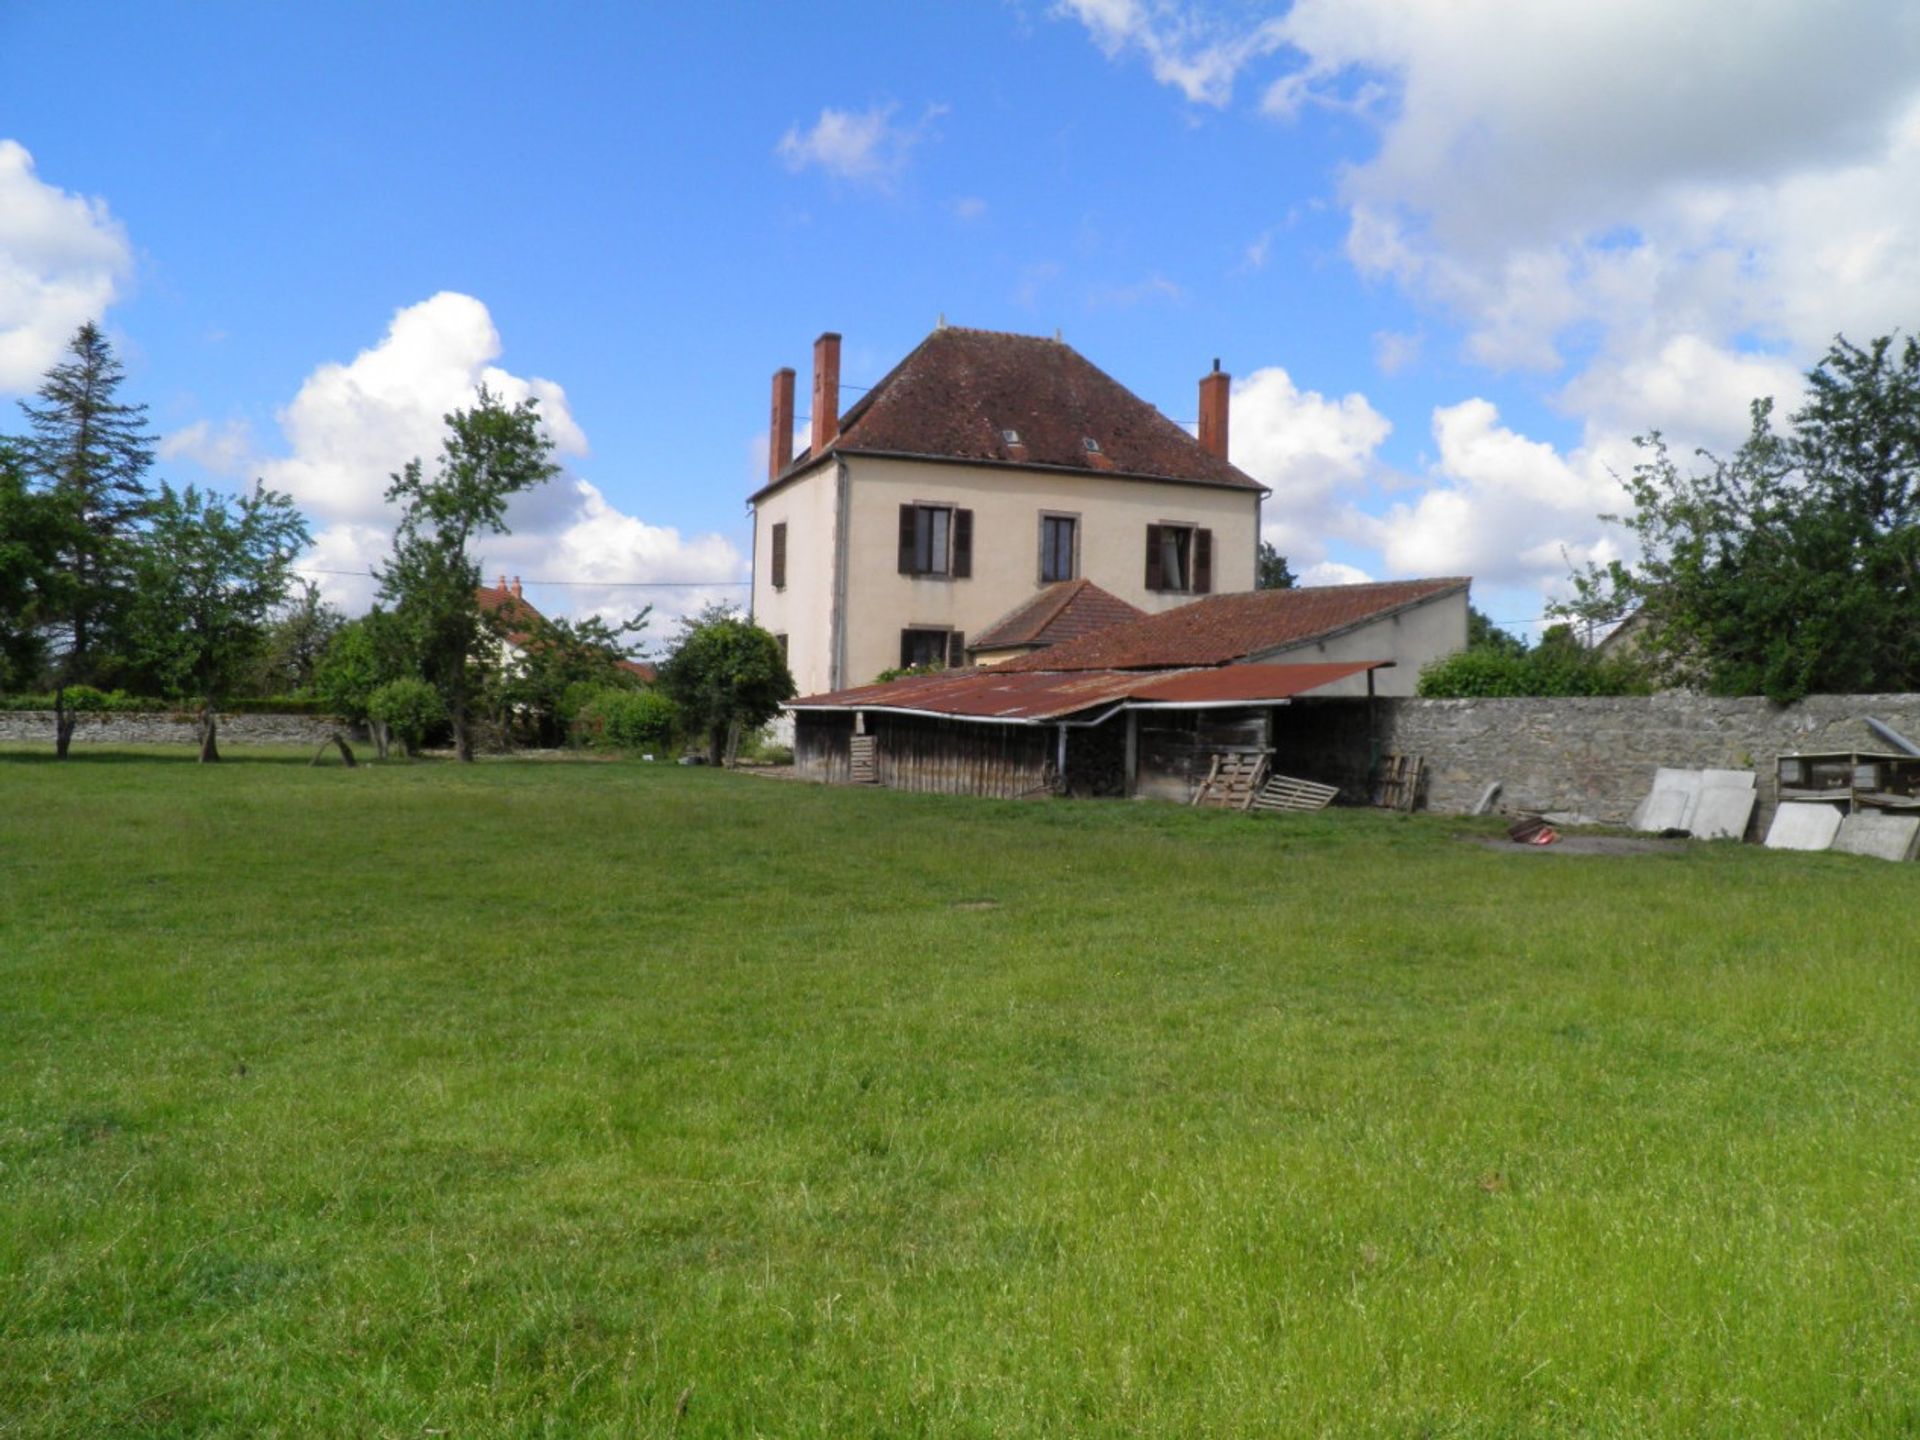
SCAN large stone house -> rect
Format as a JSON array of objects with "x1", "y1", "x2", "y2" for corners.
[{"x1": 748, "y1": 324, "x2": 1267, "y2": 696}]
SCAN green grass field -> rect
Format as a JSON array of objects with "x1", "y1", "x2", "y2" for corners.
[{"x1": 3, "y1": 749, "x2": 1917, "y2": 1436}]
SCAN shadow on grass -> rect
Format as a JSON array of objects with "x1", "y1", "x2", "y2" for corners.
[{"x1": 0, "y1": 746, "x2": 365, "y2": 768}]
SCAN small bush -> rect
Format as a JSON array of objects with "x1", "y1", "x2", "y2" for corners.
[
  {"x1": 368, "y1": 678, "x2": 446, "y2": 756},
  {"x1": 1418, "y1": 639, "x2": 1652, "y2": 698},
  {"x1": 575, "y1": 687, "x2": 678, "y2": 752}
]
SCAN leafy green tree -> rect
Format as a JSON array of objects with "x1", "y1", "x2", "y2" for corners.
[
  {"x1": 1466, "y1": 605, "x2": 1529, "y2": 657},
  {"x1": 313, "y1": 611, "x2": 409, "y2": 756},
  {"x1": 656, "y1": 605, "x2": 794, "y2": 764},
  {"x1": 376, "y1": 387, "x2": 560, "y2": 761},
  {"x1": 1560, "y1": 332, "x2": 1920, "y2": 701},
  {"x1": 495, "y1": 607, "x2": 650, "y2": 745},
  {"x1": 251, "y1": 579, "x2": 344, "y2": 695},
  {"x1": 367, "y1": 677, "x2": 445, "y2": 758},
  {"x1": 0, "y1": 441, "x2": 79, "y2": 692},
  {"x1": 125, "y1": 483, "x2": 310, "y2": 762},
  {"x1": 574, "y1": 686, "x2": 678, "y2": 751},
  {"x1": 17, "y1": 322, "x2": 155, "y2": 755},
  {"x1": 1255, "y1": 540, "x2": 1296, "y2": 590}
]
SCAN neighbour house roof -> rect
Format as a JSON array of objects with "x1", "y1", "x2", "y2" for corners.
[
  {"x1": 994, "y1": 578, "x2": 1471, "y2": 673},
  {"x1": 970, "y1": 579, "x2": 1146, "y2": 654},
  {"x1": 475, "y1": 581, "x2": 656, "y2": 683},
  {"x1": 755, "y1": 326, "x2": 1266, "y2": 501},
  {"x1": 789, "y1": 660, "x2": 1386, "y2": 724}
]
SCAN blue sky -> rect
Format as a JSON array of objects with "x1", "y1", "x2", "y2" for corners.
[{"x1": 5, "y1": 1, "x2": 1919, "y2": 644}]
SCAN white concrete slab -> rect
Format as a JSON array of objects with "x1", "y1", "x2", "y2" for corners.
[
  {"x1": 1832, "y1": 812, "x2": 1920, "y2": 863},
  {"x1": 1764, "y1": 801, "x2": 1845, "y2": 851},
  {"x1": 1634, "y1": 768, "x2": 1702, "y2": 832},
  {"x1": 1700, "y1": 768, "x2": 1756, "y2": 791},
  {"x1": 1689, "y1": 787, "x2": 1756, "y2": 842}
]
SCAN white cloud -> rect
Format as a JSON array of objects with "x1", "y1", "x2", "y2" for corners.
[
  {"x1": 159, "y1": 418, "x2": 256, "y2": 478},
  {"x1": 1363, "y1": 398, "x2": 1632, "y2": 591},
  {"x1": 0, "y1": 140, "x2": 133, "y2": 393},
  {"x1": 1228, "y1": 365, "x2": 1390, "y2": 568},
  {"x1": 174, "y1": 293, "x2": 742, "y2": 628},
  {"x1": 1056, "y1": 0, "x2": 1286, "y2": 107},
  {"x1": 1371, "y1": 329, "x2": 1421, "y2": 376},
  {"x1": 1297, "y1": 560, "x2": 1373, "y2": 587},
  {"x1": 776, "y1": 103, "x2": 946, "y2": 187}
]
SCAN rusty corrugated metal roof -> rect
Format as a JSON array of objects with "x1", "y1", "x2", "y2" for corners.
[{"x1": 790, "y1": 660, "x2": 1385, "y2": 722}]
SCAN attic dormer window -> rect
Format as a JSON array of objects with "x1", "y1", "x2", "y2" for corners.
[
  {"x1": 1002, "y1": 428, "x2": 1021, "y2": 445},
  {"x1": 1082, "y1": 437, "x2": 1101, "y2": 453}
]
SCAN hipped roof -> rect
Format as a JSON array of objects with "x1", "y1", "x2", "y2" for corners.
[
  {"x1": 754, "y1": 326, "x2": 1265, "y2": 501},
  {"x1": 970, "y1": 579, "x2": 1145, "y2": 653}
]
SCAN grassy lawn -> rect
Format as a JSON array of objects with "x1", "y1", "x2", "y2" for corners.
[{"x1": 2, "y1": 749, "x2": 1917, "y2": 1436}]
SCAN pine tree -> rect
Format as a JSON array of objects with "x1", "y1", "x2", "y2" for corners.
[{"x1": 17, "y1": 321, "x2": 156, "y2": 755}]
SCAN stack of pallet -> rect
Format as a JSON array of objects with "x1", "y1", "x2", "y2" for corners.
[
  {"x1": 849, "y1": 734, "x2": 877, "y2": 784},
  {"x1": 1250, "y1": 773, "x2": 1339, "y2": 813},
  {"x1": 1191, "y1": 750, "x2": 1269, "y2": 809}
]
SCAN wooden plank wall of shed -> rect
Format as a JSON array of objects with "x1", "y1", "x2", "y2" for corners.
[
  {"x1": 795, "y1": 711, "x2": 855, "y2": 783},
  {"x1": 873, "y1": 715, "x2": 1053, "y2": 798},
  {"x1": 1134, "y1": 709, "x2": 1269, "y2": 803}
]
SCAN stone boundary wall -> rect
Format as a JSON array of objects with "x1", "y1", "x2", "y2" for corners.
[
  {"x1": 0, "y1": 710, "x2": 345, "y2": 748},
  {"x1": 1314, "y1": 693, "x2": 1920, "y2": 831}
]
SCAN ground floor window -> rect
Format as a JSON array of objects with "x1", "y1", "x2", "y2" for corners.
[{"x1": 900, "y1": 627, "x2": 965, "y2": 669}]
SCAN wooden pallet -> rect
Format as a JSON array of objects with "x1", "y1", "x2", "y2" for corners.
[
  {"x1": 1192, "y1": 749, "x2": 1271, "y2": 809},
  {"x1": 1374, "y1": 753, "x2": 1424, "y2": 811},
  {"x1": 849, "y1": 734, "x2": 877, "y2": 784},
  {"x1": 1250, "y1": 772, "x2": 1339, "y2": 813}
]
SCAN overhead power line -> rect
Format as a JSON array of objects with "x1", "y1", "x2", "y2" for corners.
[{"x1": 292, "y1": 566, "x2": 748, "y2": 588}]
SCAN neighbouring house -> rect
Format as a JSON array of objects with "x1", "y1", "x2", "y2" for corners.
[
  {"x1": 967, "y1": 578, "x2": 1145, "y2": 667},
  {"x1": 477, "y1": 576, "x2": 655, "y2": 685},
  {"x1": 789, "y1": 577, "x2": 1469, "y2": 802},
  {"x1": 749, "y1": 323, "x2": 1268, "y2": 698}
]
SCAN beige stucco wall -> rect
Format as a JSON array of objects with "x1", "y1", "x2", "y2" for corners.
[
  {"x1": 838, "y1": 455, "x2": 1258, "y2": 688},
  {"x1": 750, "y1": 459, "x2": 840, "y2": 698},
  {"x1": 1258, "y1": 588, "x2": 1469, "y2": 697}
]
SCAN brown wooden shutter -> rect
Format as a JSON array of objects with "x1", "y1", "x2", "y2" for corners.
[
  {"x1": 1145, "y1": 524, "x2": 1164, "y2": 591},
  {"x1": 1194, "y1": 528, "x2": 1213, "y2": 594},
  {"x1": 952, "y1": 508, "x2": 973, "y2": 578},
  {"x1": 770, "y1": 522, "x2": 787, "y2": 589},
  {"x1": 947, "y1": 630, "x2": 966, "y2": 667},
  {"x1": 898, "y1": 505, "x2": 916, "y2": 574}
]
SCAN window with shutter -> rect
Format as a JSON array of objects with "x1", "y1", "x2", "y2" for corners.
[
  {"x1": 770, "y1": 521, "x2": 787, "y2": 589},
  {"x1": 902, "y1": 504, "x2": 962, "y2": 577},
  {"x1": 899, "y1": 628, "x2": 949, "y2": 669},
  {"x1": 946, "y1": 631, "x2": 966, "y2": 667},
  {"x1": 1147, "y1": 523, "x2": 1199, "y2": 592}
]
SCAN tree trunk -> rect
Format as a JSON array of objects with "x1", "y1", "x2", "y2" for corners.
[
  {"x1": 199, "y1": 704, "x2": 220, "y2": 763},
  {"x1": 53, "y1": 685, "x2": 75, "y2": 759},
  {"x1": 371, "y1": 719, "x2": 390, "y2": 761},
  {"x1": 453, "y1": 703, "x2": 474, "y2": 763}
]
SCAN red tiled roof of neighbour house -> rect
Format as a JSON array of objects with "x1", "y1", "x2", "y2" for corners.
[
  {"x1": 753, "y1": 326, "x2": 1267, "y2": 501},
  {"x1": 788, "y1": 660, "x2": 1388, "y2": 722},
  {"x1": 474, "y1": 582, "x2": 655, "y2": 682},
  {"x1": 995, "y1": 578, "x2": 1472, "y2": 672},
  {"x1": 970, "y1": 579, "x2": 1147, "y2": 653}
]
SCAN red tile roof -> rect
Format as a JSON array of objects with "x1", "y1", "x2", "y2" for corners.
[
  {"x1": 995, "y1": 578, "x2": 1470, "y2": 672},
  {"x1": 790, "y1": 660, "x2": 1385, "y2": 722},
  {"x1": 756, "y1": 326, "x2": 1264, "y2": 499},
  {"x1": 475, "y1": 584, "x2": 654, "y2": 682},
  {"x1": 970, "y1": 579, "x2": 1146, "y2": 653}
]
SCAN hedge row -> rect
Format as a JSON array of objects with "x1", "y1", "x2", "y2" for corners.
[{"x1": 0, "y1": 687, "x2": 335, "y2": 716}]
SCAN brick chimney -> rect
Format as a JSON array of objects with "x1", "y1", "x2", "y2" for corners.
[
  {"x1": 511, "y1": 576, "x2": 522, "y2": 599},
  {"x1": 769, "y1": 366, "x2": 795, "y2": 479},
  {"x1": 1198, "y1": 358, "x2": 1230, "y2": 462},
  {"x1": 811, "y1": 332, "x2": 841, "y2": 455},
  {"x1": 496, "y1": 573, "x2": 508, "y2": 592}
]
